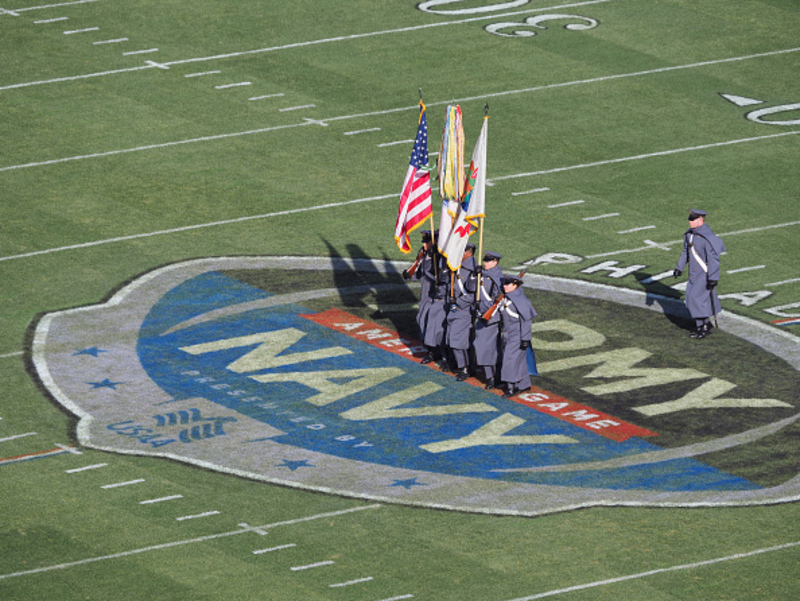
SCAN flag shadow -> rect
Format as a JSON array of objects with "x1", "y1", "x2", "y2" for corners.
[{"x1": 322, "y1": 239, "x2": 420, "y2": 338}]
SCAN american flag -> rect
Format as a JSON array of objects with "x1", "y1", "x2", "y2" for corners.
[{"x1": 394, "y1": 102, "x2": 433, "y2": 253}]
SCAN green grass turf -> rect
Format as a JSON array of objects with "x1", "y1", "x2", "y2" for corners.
[{"x1": 1, "y1": 0, "x2": 798, "y2": 599}]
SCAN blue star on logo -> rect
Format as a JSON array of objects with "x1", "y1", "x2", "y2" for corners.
[
  {"x1": 87, "y1": 378, "x2": 124, "y2": 390},
  {"x1": 278, "y1": 459, "x2": 314, "y2": 471},
  {"x1": 73, "y1": 347, "x2": 107, "y2": 357},
  {"x1": 389, "y1": 478, "x2": 426, "y2": 489}
]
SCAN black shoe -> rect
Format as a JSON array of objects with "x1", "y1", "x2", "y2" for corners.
[
  {"x1": 420, "y1": 353, "x2": 435, "y2": 364},
  {"x1": 503, "y1": 386, "x2": 518, "y2": 398},
  {"x1": 437, "y1": 359, "x2": 451, "y2": 372},
  {"x1": 456, "y1": 369, "x2": 469, "y2": 382},
  {"x1": 691, "y1": 323, "x2": 712, "y2": 339},
  {"x1": 484, "y1": 378, "x2": 496, "y2": 390}
]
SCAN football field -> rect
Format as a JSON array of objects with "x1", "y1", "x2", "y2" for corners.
[{"x1": 1, "y1": 1, "x2": 799, "y2": 599}]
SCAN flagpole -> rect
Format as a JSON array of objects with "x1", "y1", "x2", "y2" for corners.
[{"x1": 476, "y1": 104, "x2": 489, "y2": 302}]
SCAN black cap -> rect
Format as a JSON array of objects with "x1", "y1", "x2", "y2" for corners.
[
  {"x1": 421, "y1": 230, "x2": 432, "y2": 242},
  {"x1": 464, "y1": 243, "x2": 476, "y2": 253},
  {"x1": 503, "y1": 274, "x2": 523, "y2": 286},
  {"x1": 483, "y1": 251, "x2": 502, "y2": 262},
  {"x1": 688, "y1": 209, "x2": 707, "y2": 220}
]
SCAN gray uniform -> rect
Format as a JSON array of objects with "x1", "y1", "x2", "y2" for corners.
[
  {"x1": 499, "y1": 287, "x2": 537, "y2": 393},
  {"x1": 474, "y1": 263, "x2": 504, "y2": 374},
  {"x1": 420, "y1": 253, "x2": 449, "y2": 349},
  {"x1": 445, "y1": 255, "x2": 478, "y2": 369},
  {"x1": 675, "y1": 223, "x2": 726, "y2": 320},
  {"x1": 414, "y1": 250, "x2": 434, "y2": 336}
]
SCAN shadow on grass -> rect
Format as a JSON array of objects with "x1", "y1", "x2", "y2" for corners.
[
  {"x1": 634, "y1": 270, "x2": 694, "y2": 333},
  {"x1": 323, "y1": 238, "x2": 420, "y2": 339}
]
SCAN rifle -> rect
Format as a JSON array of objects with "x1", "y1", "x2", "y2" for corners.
[
  {"x1": 402, "y1": 247, "x2": 426, "y2": 280},
  {"x1": 480, "y1": 269, "x2": 526, "y2": 321}
]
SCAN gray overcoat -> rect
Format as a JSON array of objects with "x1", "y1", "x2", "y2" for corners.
[
  {"x1": 675, "y1": 223, "x2": 726, "y2": 319},
  {"x1": 499, "y1": 287, "x2": 537, "y2": 389}
]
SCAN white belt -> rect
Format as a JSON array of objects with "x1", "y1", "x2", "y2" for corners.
[
  {"x1": 689, "y1": 234, "x2": 708, "y2": 273},
  {"x1": 501, "y1": 300, "x2": 519, "y2": 318}
]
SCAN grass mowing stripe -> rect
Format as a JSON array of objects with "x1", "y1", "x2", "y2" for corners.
[
  {"x1": 1, "y1": 129, "x2": 797, "y2": 264},
  {"x1": 0, "y1": 194, "x2": 395, "y2": 263},
  {"x1": 491, "y1": 130, "x2": 800, "y2": 182},
  {"x1": 0, "y1": 0, "x2": 609, "y2": 91},
  {"x1": 505, "y1": 541, "x2": 800, "y2": 600},
  {"x1": 0, "y1": 504, "x2": 381, "y2": 581},
  {"x1": 584, "y1": 220, "x2": 800, "y2": 259}
]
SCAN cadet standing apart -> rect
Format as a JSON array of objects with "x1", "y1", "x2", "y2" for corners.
[
  {"x1": 474, "y1": 251, "x2": 503, "y2": 389},
  {"x1": 498, "y1": 274, "x2": 537, "y2": 398},
  {"x1": 444, "y1": 243, "x2": 478, "y2": 381},
  {"x1": 673, "y1": 209, "x2": 726, "y2": 339}
]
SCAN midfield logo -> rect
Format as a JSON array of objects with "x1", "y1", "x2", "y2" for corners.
[{"x1": 31, "y1": 257, "x2": 799, "y2": 516}]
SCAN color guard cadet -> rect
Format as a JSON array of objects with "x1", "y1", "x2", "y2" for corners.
[
  {"x1": 673, "y1": 209, "x2": 727, "y2": 339},
  {"x1": 445, "y1": 243, "x2": 478, "y2": 381},
  {"x1": 498, "y1": 274, "x2": 537, "y2": 398},
  {"x1": 404, "y1": 230, "x2": 434, "y2": 342},
  {"x1": 418, "y1": 233, "x2": 450, "y2": 365},
  {"x1": 474, "y1": 251, "x2": 503, "y2": 389}
]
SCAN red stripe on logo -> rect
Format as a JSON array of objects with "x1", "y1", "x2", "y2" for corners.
[{"x1": 301, "y1": 308, "x2": 658, "y2": 442}]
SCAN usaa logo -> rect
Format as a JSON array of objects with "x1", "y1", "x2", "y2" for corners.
[{"x1": 31, "y1": 256, "x2": 799, "y2": 516}]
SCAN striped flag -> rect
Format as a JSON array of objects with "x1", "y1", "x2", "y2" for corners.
[{"x1": 395, "y1": 102, "x2": 433, "y2": 253}]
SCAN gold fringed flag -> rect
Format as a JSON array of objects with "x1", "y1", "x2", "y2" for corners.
[
  {"x1": 441, "y1": 113, "x2": 488, "y2": 271},
  {"x1": 437, "y1": 104, "x2": 465, "y2": 251}
]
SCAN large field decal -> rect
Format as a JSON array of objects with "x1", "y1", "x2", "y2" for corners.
[{"x1": 31, "y1": 257, "x2": 799, "y2": 516}]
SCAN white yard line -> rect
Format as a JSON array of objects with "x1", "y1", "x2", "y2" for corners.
[
  {"x1": 582, "y1": 212, "x2": 619, "y2": 221},
  {"x1": 253, "y1": 543, "x2": 296, "y2": 554},
  {"x1": 586, "y1": 220, "x2": 800, "y2": 259},
  {"x1": 185, "y1": 70, "x2": 221, "y2": 78},
  {"x1": 549, "y1": 200, "x2": 585, "y2": 208},
  {"x1": 617, "y1": 225, "x2": 656, "y2": 234},
  {"x1": 0, "y1": 351, "x2": 23, "y2": 359},
  {"x1": 0, "y1": 193, "x2": 394, "y2": 263},
  {"x1": 65, "y1": 463, "x2": 108, "y2": 473},
  {"x1": 290, "y1": 560, "x2": 335, "y2": 571},
  {"x1": 490, "y1": 130, "x2": 800, "y2": 182},
  {"x1": 139, "y1": 495, "x2": 183, "y2": 504},
  {"x1": 176, "y1": 511, "x2": 220, "y2": 521},
  {"x1": 512, "y1": 187, "x2": 550, "y2": 196},
  {"x1": 505, "y1": 541, "x2": 800, "y2": 600},
  {"x1": 0, "y1": 432, "x2": 37, "y2": 443},
  {"x1": 727, "y1": 265, "x2": 766, "y2": 274},
  {"x1": 101, "y1": 479, "x2": 145, "y2": 489},
  {"x1": 1, "y1": 128, "x2": 798, "y2": 264},
  {"x1": 93, "y1": 38, "x2": 127, "y2": 45},
  {"x1": 766, "y1": 277, "x2": 800, "y2": 287},
  {"x1": 3, "y1": 8, "x2": 796, "y2": 92},
  {"x1": 3, "y1": 0, "x2": 96, "y2": 14},
  {"x1": 63, "y1": 27, "x2": 98, "y2": 34},
  {"x1": 329, "y1": 576, "x2": 374, "y2": 587},
  {"x1": 0, "y1": 505, "x2": 381, "y2": 580}
]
